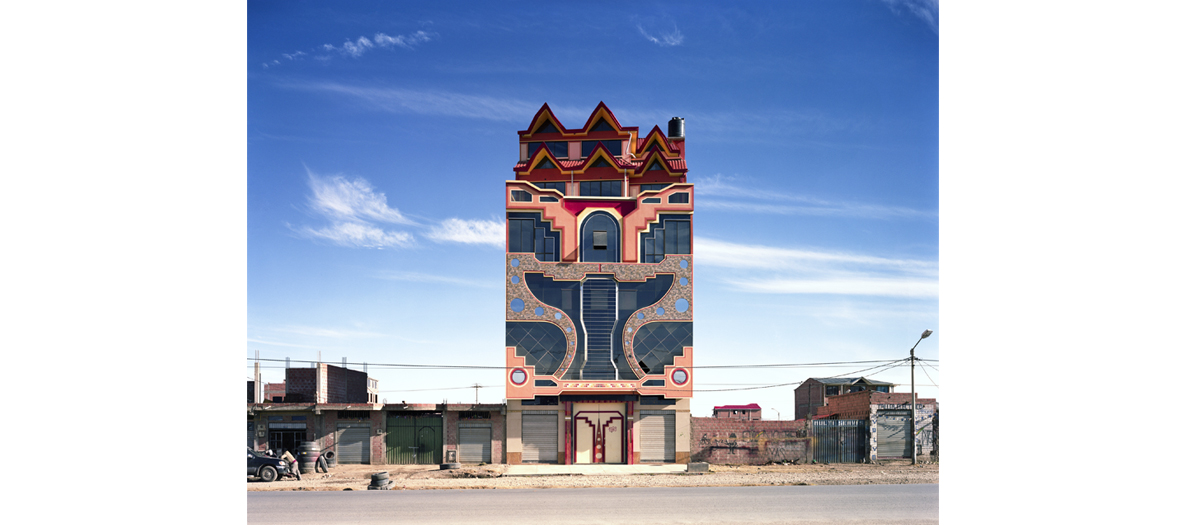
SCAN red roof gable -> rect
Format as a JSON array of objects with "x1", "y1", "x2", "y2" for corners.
[{"x1": 714, "y1": 404, "x2": 761, "y2": 411}]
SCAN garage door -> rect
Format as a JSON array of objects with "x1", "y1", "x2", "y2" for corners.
[
  {"x1": 639, "y1": 411, "x2": 675, "y2": 463},
  {"x1": 876, "y1": 411, "x2": 912, "y2": 459},
  {"x1": 337, "y1": 423, "x2": 371, "y2": 464},
  {"x1": 458, "y1": 426, "x2": 492, "y2": 464},
  {"x1": 521, "y1": 412, "x2": 558, "y2": 463}
]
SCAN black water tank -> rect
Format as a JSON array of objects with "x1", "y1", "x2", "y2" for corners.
[{"x1": 668, "y1": 117, "x2": 684, "y2": 138}]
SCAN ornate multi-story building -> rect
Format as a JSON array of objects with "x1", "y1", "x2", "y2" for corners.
[{"x1": 504, "y1": 103, "x2": 694, "y2": 464}]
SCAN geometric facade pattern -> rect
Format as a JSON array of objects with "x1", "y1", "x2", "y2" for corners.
[
  {"x1": 506, "y1": 321, "x2": 566, "y2": 376},
  {"x1": 631, "y1": 322, "x2": 692, "y2": 375}
]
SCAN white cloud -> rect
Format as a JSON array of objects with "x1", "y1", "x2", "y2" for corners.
[
  {"x1": 695, "y1": 237, "x2": 938, "y2": 298},
  {"x1": 881, "y1": 0, "x2": 939, "y2": 33},
  {"x1": 637, "y1": 24, "x2": 684, "y2": 47},
  {"x1": 304, "y1": 83, "x2": 542, "y2": 122},
  {"x1": 376, "y1": 271, "x2": 499, "y2": 289},
  {"x1": 267, "y1": 31, "x2": 434, "y2": 68},
  {"x1": 299, "y1": 221, "x2": 414, "y2": 249},
  {"x1": 695, "y1": 237, "x2": 937, "y2": 275},
  {"x1": 306, "y1": 169, "x2": 415, "y2": 225},
  {"x1": 724, "y1": 277, "x2": 938, "y2": 298},
  {"x1": 694, "y1": 174, "x2": 935, "y2": 220},
  {"x1": 426, "y1": 218, "x2": 502, "y2": 246},
  {"x1": 375, "y1": 31, "x2": 431, "y2": 48}
]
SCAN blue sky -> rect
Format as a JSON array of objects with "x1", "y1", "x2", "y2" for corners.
[{"x1": 247, "y1": 0, "x2": 940, "y2": 417}]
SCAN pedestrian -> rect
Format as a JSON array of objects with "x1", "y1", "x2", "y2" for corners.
[{"x1": 281, "y1": 449, "x2": 301, "y2": 481}]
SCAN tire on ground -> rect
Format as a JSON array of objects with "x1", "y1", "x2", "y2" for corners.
[
  {"x1": 440, "y1": 463, "x2": 461, "y2": 470},
  {"x1": 259, "y1": 466, "x2": 277, "y2": 482}
]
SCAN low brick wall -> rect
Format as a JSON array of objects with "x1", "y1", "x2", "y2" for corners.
[{"x1": 691, "y1": 418, "x2": 809, "y2": 464}]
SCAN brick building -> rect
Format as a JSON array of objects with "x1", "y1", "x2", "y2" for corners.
[
  {"x1": 712, "y1": 403, "x2": 761, "y2": 420},
  {"x1": 793, "y1": 377, "x2": 896, "y2": 420},
  {"x1": 814, "y1": 390, "x2": 936, "y2": 462},
  {"x1": 504, "y1": 103, "x2": 694, "y2": 464},
  {"x1": 283, "y1": 363, "x2": 377, "y2": 404}
]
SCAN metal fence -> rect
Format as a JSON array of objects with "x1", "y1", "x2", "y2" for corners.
[{"x1": 812, "y1": 419, "x2": 866, "y2": 463}]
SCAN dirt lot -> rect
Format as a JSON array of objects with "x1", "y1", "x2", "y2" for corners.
[{"x1": 246, "y1": 462, "x2": 939, "y2": 491}]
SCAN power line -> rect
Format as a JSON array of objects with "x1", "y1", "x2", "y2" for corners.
[
  {"x1": 917, "y1": 359, "x2": 939, "y2": 387},
  {"x1": 693, "y1": 357, "x2": 911, "y2": 392},
  {"x1": 247, "y1": 356, "x2": 933, "y2": 371}
]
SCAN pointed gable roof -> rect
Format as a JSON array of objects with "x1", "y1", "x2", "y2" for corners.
[
  {"x1": 519, "y1": 103, "x2": 569, "y2": 137},
  {"x1": 637, "y1": 126, "x2": 674, "y2": 156}
]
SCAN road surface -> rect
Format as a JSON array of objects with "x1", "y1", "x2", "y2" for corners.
[{"x1": 248, "y1": 484, "x2": 938, "y2": 524}]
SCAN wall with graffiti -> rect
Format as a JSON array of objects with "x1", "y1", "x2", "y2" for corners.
[{"x1": 690, "y1": 418, "x2": 809, "y2": 464}]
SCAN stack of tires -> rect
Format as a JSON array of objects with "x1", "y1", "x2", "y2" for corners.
[
  {"x1": 297, "y1": 442, "x2": 320, "y2": 474},
  {"x1": 367, "y1": 472, "x2": 391, "y2": 490}
]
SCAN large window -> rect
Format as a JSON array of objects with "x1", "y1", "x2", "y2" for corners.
[
  {"x1": 534, "y1": 181, "x2": 565, "y2": 194},
  {"x1": 580, "y1": 180, "x2": 622, "y2": 197},
  {"x1": 507, "y1": 213, "x2": 560, "y2": 261},
  {"x1": 582, "y1": 140, "x2": 622, "y2": 157},
  {"x1": 640, "y1": 215, "x2": 691, "y2": 263},
  {"x1": 528, "y1": 141, "x2": 568, "y2": 158}
]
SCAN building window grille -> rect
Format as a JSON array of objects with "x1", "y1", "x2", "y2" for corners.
[{"x1": 511, "y1": 190, "x2": 532, "y2": 202}]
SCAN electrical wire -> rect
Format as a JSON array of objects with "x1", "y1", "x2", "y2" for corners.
[{"x1": 917, "y1": 359, "x2": 939, "y2": 387}]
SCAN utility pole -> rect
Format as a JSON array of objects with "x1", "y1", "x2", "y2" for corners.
[
  {"x1": 910, "y1": 329, "x2": 933, "y2": 465},
  {"x1": 474, "y1": 383, "x2": 482, "y2": 404}
]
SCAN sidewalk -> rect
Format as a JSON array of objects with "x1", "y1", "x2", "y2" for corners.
[{"x1": 503, "y1": 464, "x2": 687, "y2": 476}]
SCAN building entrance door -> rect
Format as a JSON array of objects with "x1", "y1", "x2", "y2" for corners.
[{"x1": 572, "y1": 403, "x2": 625, "y2": 464}]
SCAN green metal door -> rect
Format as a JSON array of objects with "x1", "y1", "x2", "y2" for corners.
[{"x1": 386, "y1": 413, "x2": 443, "y2": 464}]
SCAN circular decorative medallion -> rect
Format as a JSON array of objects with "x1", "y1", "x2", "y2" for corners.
[
  {"x1": 510, "y1": 298, "x2": 524, "y2": 312},
  {"x1": 511, "y1": 258, "x2": 520, "y2": 267},
  {"x1": 680, "y1": 260, "x2": 688, "y2": 269},
  {"x1": 534, "y1": 307, "x2": 544, "y2": 316},
  {"x1": 511, "y1": 275, "x2": 519, "y2": 284},
  {"x1": 510, "y1": 368, "x2": 528, "y2": 386},
  {"x1": 671, "y1": 368, "x2": 689, "y2": 385}
]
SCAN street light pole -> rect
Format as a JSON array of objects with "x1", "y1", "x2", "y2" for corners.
[{"x1": 910, "y1": 329, "x2": 933, "y2": 465}]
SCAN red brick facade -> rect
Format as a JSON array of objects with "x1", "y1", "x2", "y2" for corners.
[
  {"x1": 815, "y1": 391, "x2": 935, "y2": 420},
  {"x1": 691, "y1": 417, "x2": 809, "y2": 464}
]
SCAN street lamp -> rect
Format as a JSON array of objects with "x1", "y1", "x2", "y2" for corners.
[
  {"x1": 910, "y1": 329, "x2": 933, "y2": 465},
  {"x1": 771, "y1": 408, "x2": 780, "y2": 421}
]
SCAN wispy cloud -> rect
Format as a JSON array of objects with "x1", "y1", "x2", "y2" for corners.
[
  {"x1": 637, "y1": 23, "x2": 684, "y2": 47},
  {"x1": 298, "y1": 221, "x2": 414, "y2": 249},
  {"x1": 694, "y1": 174, "x2": 935, "y2": 220},
  {"x1": 294, "y1": 168, "x2": 416, "y2": 249},
  {"x1": 306, "y1": 169, "x2": 415, "y2": 225},
  {"x1": 426, "y1": 218, "x2": 502, "y2": 246},
  {"x1": 881, "y1": 0, "x2": 938, "y2": 33},
  {"x1": 375, "y1": 271, "x2": 500, "y2": 289},
  {"x1": 695, "y1": 237, "x2": 938, "y2": 298},
  {"x1": 264, "y1": 30, "x2": 434, "y2": 68},
  {"x1": 271, "y1": 325, "x2": 386, "y2": 338},
  {"x1": 302, "y1": 83, "x2": 543, "y2": 122}
]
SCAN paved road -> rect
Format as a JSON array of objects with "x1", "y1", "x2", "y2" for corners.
[{"x1": 248, "y1": 484, "x2": 938, "y2": 524}]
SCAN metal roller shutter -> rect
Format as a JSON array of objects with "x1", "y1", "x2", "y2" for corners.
[
  {"x1": 521, "y1": 412, "x2": 558, "y2": 463},
  {"x1": 337, "y1": 423, "x2": 371, "y2": 464},
  {"x1": 877, "y1": 412, "x2": 912, "y2": 458},
  {"x1": 458, "y1": 426, "x2": 492, "y2": 464},
  {"x1": 639, "y1": 411, "x2": 675, "y2": 463}
]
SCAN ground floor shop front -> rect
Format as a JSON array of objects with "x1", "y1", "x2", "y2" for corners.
[{"x1": 505, "y1": 395, "x2": 690, "y2": 464}]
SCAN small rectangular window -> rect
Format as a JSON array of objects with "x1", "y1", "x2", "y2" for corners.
[
  {"x1": 546, "y1": 141, "x2": 568, "y2": 158},
  {"x1": 582, "y1": 140, "x2": 622, "y2": 157},
  {"x1": 826, "y1": 386, "x2": 839, "y2": 395},
  {"x1": 640, "y1": 184, "x2": 669, "y2": 192},
  {"x1": 642, "y1": 197, "x2": 660, "y2": 204},
  {"x1": 511, "y1": 190, "x2": 532, "y2": 202},
  {"x1": 540, "y1": 196, "x2": 558, "y2": 202},
  {"x1": 593, "y1": 231, "x2": 608, "y2": 249},
  {"x1": 535, "y1": 182, "x2": 565, "y2": 194},
  {"x1": 669, "y1": 192, "x2": 689, "y2": 203},
  {"x1": 579, "y1": 181, "x2": 622, "y2": 197}
]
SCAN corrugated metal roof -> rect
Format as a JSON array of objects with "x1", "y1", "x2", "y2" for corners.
[{"x1": 814, "y1": 378, "x2": 859, "y2": 384}]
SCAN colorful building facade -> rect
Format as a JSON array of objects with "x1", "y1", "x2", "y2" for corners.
[{"x1": 504, "y1": 103, "x2": 694, "y2": 464}]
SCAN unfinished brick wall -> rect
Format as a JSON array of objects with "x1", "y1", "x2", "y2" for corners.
[
  {"x1": 816, "y1": 391, "x2": 935, "y2": 420},
  {"x1": 794, "y1": 380, "x2": 828, "y2": 420},
  {"x1": 691, "y1": 418, "x2": 809, "y2": 464},
  {"x1": 284, "y1": 369, "x2": 318, "y2": 403}
]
